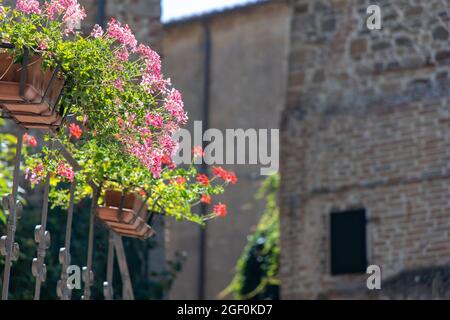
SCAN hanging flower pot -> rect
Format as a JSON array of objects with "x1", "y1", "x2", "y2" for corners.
[
  {"x1": 96, "y1": 189, "x2": 154, "y2": 240},
  {"x1": 0, "y1": 44, "x2": 65, "y2": 130}
]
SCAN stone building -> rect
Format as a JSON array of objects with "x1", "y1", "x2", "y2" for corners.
[
  {"x1": 163, "y1": 0, "x2": 290, "y2": 299},
  {"x1": 280, "y1": 0, "x2": 450, "y2": 299}
]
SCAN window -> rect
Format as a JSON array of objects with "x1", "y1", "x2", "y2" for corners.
[{"x1": 330, "y1": 209, "x2": 367, "y2": 275}]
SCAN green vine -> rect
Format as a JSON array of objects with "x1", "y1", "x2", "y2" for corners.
[{"x1": 221, "y1": 174, "x2": 280, "y2": 300}]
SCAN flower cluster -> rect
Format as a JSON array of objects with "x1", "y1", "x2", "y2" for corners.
[
  {"x1": 107, "y1": 18, "x2": 137, "y2": 51},
  {"x1": 4, "y1": 2, "x2": 235, "y2": 225},
  {"x1": 69, "y1": 123, "x2": 82, "y2": 139},
  {"x1": 23, "y1": 133, "x2": 37, "y2": 147},
  {"x1": 16, "y1": 0, "x2": 86, "y2": 34},
  {"x1": 25, "y1": 163, "x2": 45, "y2": 185},
  {"x1": 56, "y1": 161, "x2": 74, "y2": 182},
  {"x1": 16, "y1": 0, "x2": 41, "y2": 14},
  {"x1": 213, "y1": 166, "x2": 238, "y2": 184},
  {"x1": 213, "y1": 203, "x2": 227, "y2": 218},
  {"x1": 116, "y1": 113, "x2": 179, "y2": 178}
]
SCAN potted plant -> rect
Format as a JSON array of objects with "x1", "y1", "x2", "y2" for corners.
[
  {"x1": 15, "y1": 0, "x2": 238, "y2": 237},
  {"x1": 0, "y1": 2, "x2": 78, "y2": 129},
  {"x1": 96, "y1": 189, "x2": 154, "y2": 239}
]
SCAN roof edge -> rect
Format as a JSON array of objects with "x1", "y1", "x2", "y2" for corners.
[{"x1": 163, "y1": 0, "x2": 281, "y2": 27}]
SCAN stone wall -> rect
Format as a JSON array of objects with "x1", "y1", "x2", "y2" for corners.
[{"x1": 280, "y1": 0, "x2": 450, "y2": 299}]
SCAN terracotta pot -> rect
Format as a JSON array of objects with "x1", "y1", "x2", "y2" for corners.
[
  {"x1": 104, "y1": 190, "x2": 139, "y2": 210},
  {"x1": 0, "y1": 50, "x2": 65, "y2": 129},
  {"x1": 97, "y1": 190, "x2": 153, "y2": 240}
]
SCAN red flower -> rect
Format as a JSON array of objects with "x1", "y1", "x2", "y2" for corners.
[
  {"x1": 175, "y1": 176, "x2": 186, "y2": 185},
  {"x1": 196, "y1": 174, "x2": 209, "y2": 186},
  {"x1": 213, "y1": 166, "x2": 227, "y2": 179},
  {"x1": 162, "y1": 154, "x2": 171, "y2": 165},
  {"x1": 192, "y1": 146, "x2": 204, "y2": 158},
  {"x1": 28, "y1": 136, "x2": 37, "y2": 147},
  {"x1": 162, "y1": 154, "x2": 176, "y2": 169},
  {"x1": 23, "y1": 133, "x2": 38, "y2": 147},
  {"x1": 56, "y1": 162, "x2": 74, "y2": 182},
  {"x1": 213, "y1": 203, "x2": 227, "y2": 218},
  {"x1": 200, "y1": 194, "x2": 211, "y2": 205},
  {"x1": 227, "y1": 171, "x2": 238, "y2": 185},
  {"x1": 69, "y1": 123, "x2": 83, "y2": 139},
  {"x1": 212, "y1": 166, "x2": 238, "y2": 185}
]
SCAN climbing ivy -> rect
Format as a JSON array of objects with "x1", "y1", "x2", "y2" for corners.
[{"x1": 222, "y1": 174, "x2": 280, "y2": 300}]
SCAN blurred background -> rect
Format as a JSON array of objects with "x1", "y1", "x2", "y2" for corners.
[{"x1": 2, "y1": 0, "x2": 450, "y2": 300}]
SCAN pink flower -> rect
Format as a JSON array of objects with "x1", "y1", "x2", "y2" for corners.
[
  {"x1": 23, "y1": 133, "x2": 38, "y2": 147},
  {"x1": 162, "y1": 121, "x2": 180, "y2": 134},
  {"x1": 63, "y1": 2, "x2": 85, "y2": 34},
  {"x1": 38, "y1": 41, "x2": 48, "y2": 50},
  {"x1": 16, "y1": 0, "x2": 41, "y2": 14},
  {"x1": 91, "y1": 24, "x2": 104, "y2": 38},
  {"x1": 0, "y1": 6, "x2": 5, "y2": 16},
  {"x1": 145, "y1": 114, "x2": 163, "y2": 128},
  {"x1": 107, "y1": 18, "x2": 137, "y2": 51},
  {"x1": 56, "y1": 162, "x2": 74, "y2": 182},
  {"x1": 137, "y1": 44, "x2": 162, "y2": 75},
  {"x1": 158, "y1": 134, "x2": 178, "y2": 156},
  {"x1": 25, "y1": 163, "x2": 45, "y2": 185},
  {"x1": 175, "y1": 176, "x2": 186, "y2": 185},
  {"x1": 115, "y1": 79, "x2": 124, "y2": 91},
  {"x1": 164, "y1": 88, "x2": 187, "y2": 125},
  {"x1": 138, "y1": 44, "x2": 167, "y2": 93},
  {"x1": 45, "y1": 0, "x2": 86, "y2": 33},
  {"x1": 115, "y1": 47, "x2": 129, "y2": 62},
  {"x1": 192, "y1": 146, "x2": 204, "y2": 158}
]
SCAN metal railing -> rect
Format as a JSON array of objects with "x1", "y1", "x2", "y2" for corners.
[{"x1": 0, "y1": 129, "x2": 136, "y2": 300}]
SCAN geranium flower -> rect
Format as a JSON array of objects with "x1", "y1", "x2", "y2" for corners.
[
  {"x1": 115, "y1": 79, "x2": 124, "y2": 92},
  {"x1": 196, "y1": 174, "x2": 209, "y2": 187},
  {"x1": 164, "y1": 88, "x2": 187, "y2": 125},
  {"x1": 69, "y1": 123, "x2": 82, "y2": 139},
  {"x1": 115, "y1": 47, "x2": 129, "y2": 62},
  {"x1": 192, "y1": 146, "x2": 204, "y2": 158},
  {"x1": 25, "y1": 163, "x2": 45, "y2": 185},
  {"x1": 213, "y1": 203, "x2": 227, "y2": 217},
  {"x1": 146, "y1": 113, "x2": 163, "y2": 128},
  {"x1": 16, "y1": 0, "x2": 41, "y2": 14},
  {"x1": 201, "y1": 194, "x2": 211, "y2": 205},
  {"x1": 56, "y1": 162, "x2": 74, "y2": 182},
  {"x1": 45, "y1": 0, "x2": 86, "y2": 34},
  {"x1": 107, "y1": 18, "x2": 137, "y2": 51},
  {"x1": 23, "y1": 133, "x2": 38, "y2": 147},
  {"x1": 175, "y1": 176, "x2": 186, "y2": 185},
  {"x1": 91, "y1": 24, "x2": 104, "y2": 38},
  {"x1": 212, "y1": 166, "x2": 238, "y2": 184},
  {"x1": 38, "y1": 41, "x2": 48, "y2": 50}
]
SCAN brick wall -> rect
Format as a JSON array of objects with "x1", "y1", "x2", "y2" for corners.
[
  {"x1": 80, "y1": 0, "x2": 162, "y2": 50},
  {"x1": 280, "y1": 0, "x2": 450, "y2": 299}
]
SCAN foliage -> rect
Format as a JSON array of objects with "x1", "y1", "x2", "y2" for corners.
[
  {"x1": 221, "y1": 174, "x2": 280, "y2": 300},
  {"x1": 0, "y1": 119, "x2": 33, "y2": 224},
  {"x1": 0, "y1": 0, "x2": 237, "y2": 224},
  {"x1": 0, "y1": 198, "x2": 186, "y2": 300},
  {"x1": 0, "y1": 130, "x2": 184, "y2": 299}
]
